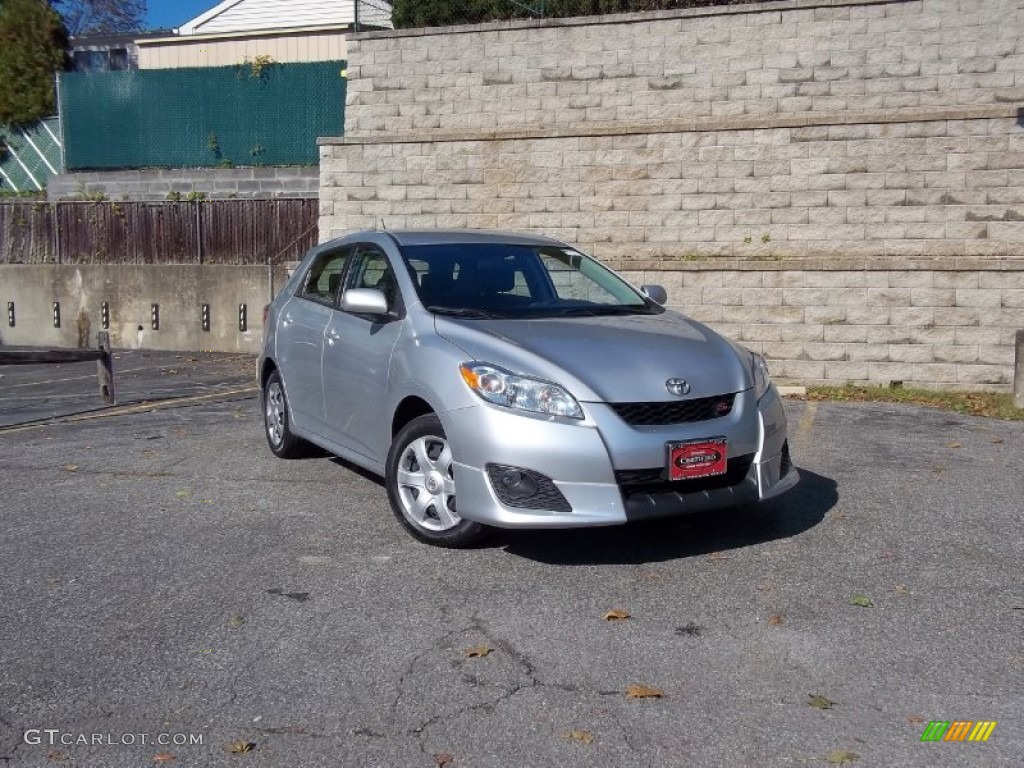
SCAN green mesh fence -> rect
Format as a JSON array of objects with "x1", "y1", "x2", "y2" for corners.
[
  {"x1": 0, "y1": 118, "x2": 63, "y2": 193},
  {"x1": 59, "y1": 61, "x2": 346, "y2": 170}
]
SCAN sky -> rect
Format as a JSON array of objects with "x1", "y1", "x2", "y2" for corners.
[{"x1": 145, "y1": 0, "x2": 218, "y2": 31}]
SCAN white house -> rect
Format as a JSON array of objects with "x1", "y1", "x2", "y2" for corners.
[{"x1": 135, "y1": 0, "x2": 392, "y2": 70}]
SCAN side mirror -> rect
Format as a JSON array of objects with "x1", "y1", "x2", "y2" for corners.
[
  {"x1": 341, "y1": 288, "x2": 388, "y2": 316},
  {"x1": 641, "y1": 284, "x2": 667, "y2": 305}
]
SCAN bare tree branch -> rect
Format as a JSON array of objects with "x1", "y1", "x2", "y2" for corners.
[{"x1": 53, "y1": 0, "x2": 146, "y2": 35}]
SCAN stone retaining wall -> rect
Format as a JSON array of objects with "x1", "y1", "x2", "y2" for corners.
[{"x1": 319, "y1": 0, "x2": 1024, "y2": 389}]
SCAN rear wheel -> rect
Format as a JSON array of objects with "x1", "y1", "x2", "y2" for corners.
[
  {"x1": 386, "y1": 414, "x2": 487, "y2": 548},
  {"x1": 263, "y1": 369, "x2": 307, "y2": 458}
]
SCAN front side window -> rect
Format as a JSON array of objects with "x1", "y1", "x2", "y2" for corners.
[
  {"x1": 343, "y1": 244, "x2": 397, "y2": 307},
  {"x1": 299, "y1": 248, "x2": 348, "y2": 305}
]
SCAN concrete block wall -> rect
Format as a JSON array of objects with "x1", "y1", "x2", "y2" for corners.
[
  {"x1": 617, "y1": 263, "x2": 1024, "y2": 389},
  {"x1": 319, "y1": 0, "x2": 1024, "y2": 389},
  {"x1": 0, "y1": 265, "x2": 271, "y2": 353},
  {"x1": 47, "y1": 168, "x2": 320, "y2": 202},
  {"x1": 320, "y1": 115, "x2": 1024, "y2": 260},
  {"x1": 344, "y1": 0, "x2": 1024, "y2": 136}
]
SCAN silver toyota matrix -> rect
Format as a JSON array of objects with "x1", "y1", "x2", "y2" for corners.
[{"x1": 260, "y1": 230, "x2": 797, "y2": 547}]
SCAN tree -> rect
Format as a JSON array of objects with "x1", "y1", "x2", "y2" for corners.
[
  {"x1": 391, "y1": 0, "x2": 765, "y2": 29},
  {"x1": 0, "y1": 0, "x2": 68, "y2": 125},
  {"x1": 52, "y1": 0, "x2": 146, "y2": 35}
]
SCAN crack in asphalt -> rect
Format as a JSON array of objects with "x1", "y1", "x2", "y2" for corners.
[{"x1": 395, "y1": 614, "x2": 635, "y2": 757}]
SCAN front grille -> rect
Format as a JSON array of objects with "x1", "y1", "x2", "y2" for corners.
[
  {"x1": 615, "y1": 454, "x2": 755, "y2": 497},
  {"x1": 486, "y1": 464, "x2": 572, "y2": 513},
  {"x1": 610, "y1": 393, "x2": 736, "y2": 426}
]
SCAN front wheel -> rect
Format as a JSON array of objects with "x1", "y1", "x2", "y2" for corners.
[
  {"x1": 385, "y1": 414, "x2": 487, "y2": 548},
  {"x1": 262, "y1": 370, "x2": 307, "y2": 459}
]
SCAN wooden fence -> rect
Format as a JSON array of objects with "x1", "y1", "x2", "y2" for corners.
[{"x1": 0, "y1": 199, "x2": 319, "y2": 266}]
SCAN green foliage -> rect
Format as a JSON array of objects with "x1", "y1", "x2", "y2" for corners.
[
  {"x1": 0, "y1": 0, "x2": 68, "y2": 125},
  {"x1": 391, "y1": 0, "x2": 769, "y2": 28}
]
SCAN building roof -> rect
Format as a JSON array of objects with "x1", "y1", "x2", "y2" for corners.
[{"x1": 178, "y1": 0, "x2": 364, "y2": 35}]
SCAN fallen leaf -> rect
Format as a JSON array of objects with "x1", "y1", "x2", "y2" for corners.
[
  {"x1": 62, "y1": 464, "x2": 79, "y2": 473},
  {"x1": 906, "y1": 715, "x2": 925, "y2": 725},
  {"x1": 946, "y1": 441, "x2": 961, "y2": 449},
  {"x1": 826, "y1": 749, "x2": 860, "y2": 765},
  {"x1": 153, "y1": 753, "x2": 177, "y2": 763},
  {"x1": 46, "y1": 577, "x2": 61, "y2": 586},
  {"x1": 44, "y1": 750, "x2": 68, "y2": 762},
  {"x1": 625, "y1": 684, "x2": 664, "y2": 699},
  {"x1": 808, "y1": 694, "x2": 836, "y2": 710},
  {"x1": 768, "y1": 614, "x2": 784, "y2": 626},
  {"x1": 603, "y1": 609, "x2": 631, "y2": 621},
  {"x1": 675, "y1": 622, "x2": 703, "y2": 637},
  {"x1": 175, "y1": 489, "x2": 192, "y2": 499},
  {"x1": 433, "y1": 754, "x2": 454, "y2": 767},
  {"x1": 879, "y1": 550, "x2": 897, "y2": 559},
  {"x1": 707, "y1": 552, "x2": 729, "y2": 561},
  {"x1": 142, "y1": 449, "x2": 156, "y2": 457},
  {"x1": 991, "y1": 437, "x2": 1004, "y2": 444},
  {"x1": 464, "y1": 644, "x2": 492, "y2": 658},
  {"x1": 850, "y1": 594, "x2": 874, "y2": 608},
  {"x1": 227, "y1": 615, "x2": 245, "y2": 627},
  {"x1": 225, "y1": 740, "x2": 253, "y2": 754},
  {"x1": 563, "y1": 730, "x2": 594, "y2": 745},
  {"x1": 893, "y1": 585, "x2": 910, "y2": 596}
]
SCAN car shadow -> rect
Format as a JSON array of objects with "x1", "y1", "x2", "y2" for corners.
[{"x1": 492, "y1": 467, "x2": 837, "y2": 565}]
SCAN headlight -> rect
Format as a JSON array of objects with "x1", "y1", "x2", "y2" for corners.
[
  {"x1": 459, "y1": 362, "x2": 584, "y2": 419},
  {"x1": 751, "y1": 352, "x2": 771, "y2": 400}
]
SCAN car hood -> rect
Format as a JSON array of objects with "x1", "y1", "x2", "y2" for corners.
[{"x1": 433, "y1": 311, "x2": 752, "y2": 403}]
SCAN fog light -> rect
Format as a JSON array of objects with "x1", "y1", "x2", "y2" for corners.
[{"x1": 498, "y1": 469, "x2": 538, "y2": 498}]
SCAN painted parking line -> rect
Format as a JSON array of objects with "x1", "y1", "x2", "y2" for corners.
[{"x1": 0, "y1": 387, "x2": 259, "y2": 436}]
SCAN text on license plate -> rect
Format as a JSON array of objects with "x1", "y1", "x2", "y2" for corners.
[{"x1": 667, "y1": 437, "x2": 728, "y2": 481}]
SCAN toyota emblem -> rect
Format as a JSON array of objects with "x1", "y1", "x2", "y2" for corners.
[{"x1": 666, "y1": 378, "x2": 690, "y2": 396}]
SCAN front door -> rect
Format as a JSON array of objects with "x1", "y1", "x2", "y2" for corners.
[{"x1": 321, "y1": 242, "x2": 404, "y2": 463}]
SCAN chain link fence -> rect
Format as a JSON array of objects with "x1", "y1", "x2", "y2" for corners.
[{"x1": 357, "y1": 0, "x2": 788, "y2": 31}]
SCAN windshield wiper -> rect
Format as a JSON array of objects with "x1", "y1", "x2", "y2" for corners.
[
  {"x1": 555, "y1": 305, "x2": 654, "y2": 316},
  {"x1": 427, "y1": 306, "x2": 502, "y2": 319}
]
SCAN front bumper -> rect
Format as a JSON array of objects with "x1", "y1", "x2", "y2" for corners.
[{"x1": 444, "y1": 385, "x2": 798, "y2": 529}]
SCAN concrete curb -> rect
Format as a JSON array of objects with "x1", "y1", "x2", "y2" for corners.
[{"x1": 777, "y1": 386, "x2": 808, "y2": 397}]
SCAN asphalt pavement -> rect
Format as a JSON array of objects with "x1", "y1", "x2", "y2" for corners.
[{"x1": 0, "y1": 353, "x2": 1021, "y2": 767}]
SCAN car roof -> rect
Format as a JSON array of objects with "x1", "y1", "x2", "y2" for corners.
[{"x1": 331, "y1": 229, "x2": 569, "y2": 248}]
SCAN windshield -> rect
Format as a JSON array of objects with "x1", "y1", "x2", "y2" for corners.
[{"x1": 400, "y1": 243, "x2": 662, "y2": 319}]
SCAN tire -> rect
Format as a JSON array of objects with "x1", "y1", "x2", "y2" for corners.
[
  {"x1": 385, "y1": 413, "x2": 487, "y2": 548},
  {"x1": 262, "y1": 369, "x2": 307, "y2": 459}
]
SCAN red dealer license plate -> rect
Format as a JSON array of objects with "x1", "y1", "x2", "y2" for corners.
[{"x1": 667, "y1": 437, "x2": 728, "y2": 481}]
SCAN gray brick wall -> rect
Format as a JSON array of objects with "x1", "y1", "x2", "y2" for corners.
[
  {"x1": 616, "y1": 263, "x2": 1024, "y2": 389},
  {"x1": 48, "y1": 168, "x2": 319, "y2": 202},
  {"x1": 319, "y1": 0, "x2": 1024, "y2": 389},
  {"x1": 343, "y1": 0, "x2": 1024, "y2": 136}
]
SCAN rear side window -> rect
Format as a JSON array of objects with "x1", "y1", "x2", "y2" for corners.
[{"x1": 299, "y1": 248, "x2": 349, "y2": 305}]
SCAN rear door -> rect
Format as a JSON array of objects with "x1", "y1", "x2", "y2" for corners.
[
  {"x1": 321, "y1": 242, "x2": 404, "y2": 462},
  {"x1": 275, "y1": 246, "x2": 350, "y2": 433}
]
